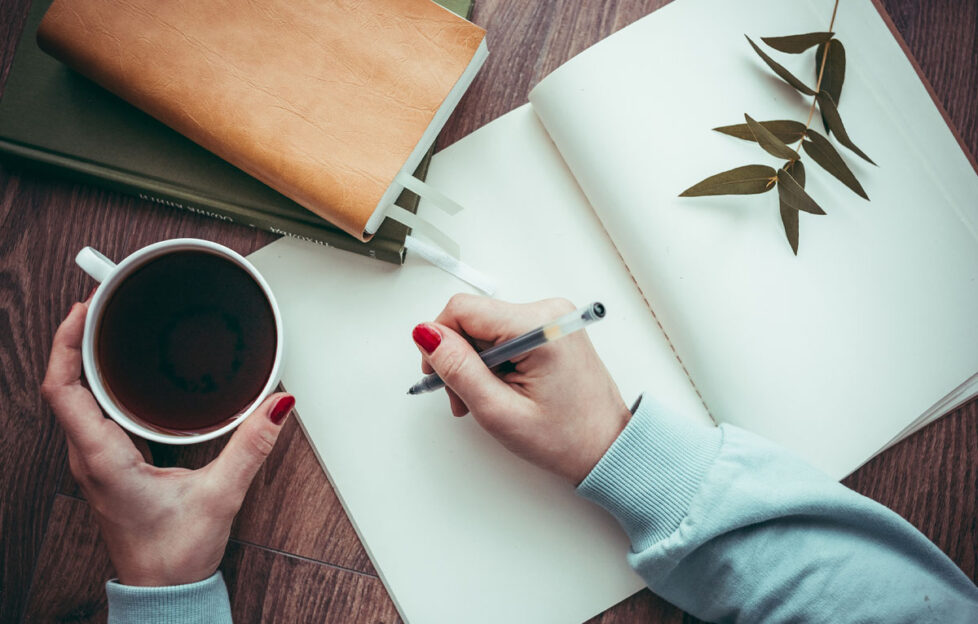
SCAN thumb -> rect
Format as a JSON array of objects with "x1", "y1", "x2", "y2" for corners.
[
  {"x1": 413, "y1": 323, "x2": 510, "y2": 413},
  {"x1": 208, "y1": 392, "x2": 294, "y2": 500}
]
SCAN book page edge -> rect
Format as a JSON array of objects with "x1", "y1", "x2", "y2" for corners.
[{"x1": 364, "y1": 38, "x2": 490, "y2": 236}]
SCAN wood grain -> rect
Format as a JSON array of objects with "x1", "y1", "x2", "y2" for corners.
[
  {"x1": 228, "y1": 415, "x2": 376, "y2": 575},
  {"x1": 585, "y1": 589, "x2": 685, "y2": 624},
  {"x1": 23, "y1": 495, "x2": 115, "y2": 623},
  {"x1": 222, "y1": 541, "x2": 400, "y2": 624},
  {"x1": 23, "y1": 495, "x2": 398, "y2": 623},
  {"x1": 1, "y1": 0, "x2": 976, "y2": 622}
]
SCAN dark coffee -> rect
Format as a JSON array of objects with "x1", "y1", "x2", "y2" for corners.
[{"x1": 96, "y1": 250, "x2": 276, "y2": 432}]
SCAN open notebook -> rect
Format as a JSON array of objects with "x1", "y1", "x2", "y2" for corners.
[{"x1": 247, "y1": 0, "x2": 978, "y2": 621}]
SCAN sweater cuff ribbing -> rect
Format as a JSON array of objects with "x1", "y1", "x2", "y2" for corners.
[
  {"x1": 106, "y1": 571, "x2": 232, "y2": 624},
  {"x1": 577, "y1": 396, "x2": 721, "y2": 551}
]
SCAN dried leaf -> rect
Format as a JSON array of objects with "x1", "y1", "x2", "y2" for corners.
[
  {"x1": 802, "y1": 129, "x2": 868, "y2": 199},
  {"x1": 778, "y1": 161, "x2": 805, "y2": 254},
  {"x1": 817, "y1": 91, "x2": 875, "y2": 165},
  {"x1": 680, "y1": 165, "x2": 777, "y2": 197},
  {"x1": 815, "y1": 39, "x2": 846, "y2": 105},
  {"x1": 745, "y1": 114, "x2": 800, "y2": 160},
  {"x1": 715, "y1": 119, "x2": 808, "y2": 144},
  {"x1": 815, "y1": 39, "x2": 846, "y2": 132},
  {"x1": 777, "y1": 167, "x2": 825, "y2": 214},
  {"x1": 746, "y1": 36, "x2": 816, "y2": 95},
  {"x1": 784, "y1": 159, "x2": 806, "y2": 187},
  {"x1": 762, "y1": 31, "x2": 834, "y2": 54},
  {"x1": 779, "y1": 201, "x2": 800, "y2": 254}
]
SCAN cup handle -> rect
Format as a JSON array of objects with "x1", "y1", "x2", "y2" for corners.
[{"x1": 75, "y1": 247, "x2": 116, "y2": 283}]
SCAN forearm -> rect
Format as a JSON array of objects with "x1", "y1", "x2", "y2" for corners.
[
  {"x1": 106, "y1": 571, "x2": 232, "y2": 624},
  {"x1": 578, "y1": 398, "x2": 978, "y2": 622}
]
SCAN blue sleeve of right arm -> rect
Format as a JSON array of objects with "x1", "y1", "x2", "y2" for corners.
[{"x1": 578, "y1": 398, "x2": 978, "y2": 622}]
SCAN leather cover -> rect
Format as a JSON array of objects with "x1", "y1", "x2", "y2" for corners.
[{"x1": 37, "y1": 0, "x2": 485, "y2": 241}]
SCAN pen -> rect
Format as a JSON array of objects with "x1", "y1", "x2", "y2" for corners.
[{"x1": 407, "y1": 301, "x2": 606, "y2": 395}]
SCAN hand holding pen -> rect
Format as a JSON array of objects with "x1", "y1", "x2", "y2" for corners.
[
  {"x1": 410, "y1": 295, "x2": 630, "y2": 484},
  {"x1": 408, "y1": 301, "x2": 606, "y2": 394}
]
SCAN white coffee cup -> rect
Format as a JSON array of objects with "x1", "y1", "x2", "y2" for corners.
[{"x1": 76, "y1": 238, "x2": 284, "y2": 445}]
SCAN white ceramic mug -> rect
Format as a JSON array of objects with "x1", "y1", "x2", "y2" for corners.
[{"x1": 76, "y1": 238, "x2": 284, "y2": 444}]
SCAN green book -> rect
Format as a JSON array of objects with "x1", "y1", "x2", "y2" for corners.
[{"x1": 0, "y1": 0, "x2": 473, "y2": 264}]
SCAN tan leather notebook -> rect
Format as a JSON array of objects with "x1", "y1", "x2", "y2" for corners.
[{"x1": 37, "y1": 0, "x2": 487, "y2": 242}]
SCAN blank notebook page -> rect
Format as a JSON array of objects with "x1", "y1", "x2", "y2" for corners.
[{"x1": 529, "y1": 0, "x2": 978, "y2": 479}]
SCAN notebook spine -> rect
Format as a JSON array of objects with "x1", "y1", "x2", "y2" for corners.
[{"x1": 0, "y1": 139, "x2": 406, "y2": 264}]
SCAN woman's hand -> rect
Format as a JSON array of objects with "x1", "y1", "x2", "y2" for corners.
[
  {"x1": 41, "y1": 296, "x2": 294, "y2": 587},
  {"x1": 413, "y1": 295, "x2": 631, "y2": 485}
]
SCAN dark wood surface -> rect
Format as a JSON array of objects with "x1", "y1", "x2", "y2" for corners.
[{"x1": 1, "y1": 0, "x2": 975, "y2": 622}]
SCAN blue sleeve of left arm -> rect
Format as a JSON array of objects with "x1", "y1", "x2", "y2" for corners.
[{"x1": 106, "y1": 571, "x2": 232, "y2": 624}]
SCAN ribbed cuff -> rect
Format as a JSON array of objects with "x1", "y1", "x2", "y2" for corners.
[
  {"x1": 106, "y1": 571, "x2": 232, "y2": 624},
  {"x1": 577, "y1": 396, "x2": 722, "y2": 551}
]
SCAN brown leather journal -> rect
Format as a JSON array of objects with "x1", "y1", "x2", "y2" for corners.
[{"x1": 37, "y1": 0, "x2": 487, "y2": 241}]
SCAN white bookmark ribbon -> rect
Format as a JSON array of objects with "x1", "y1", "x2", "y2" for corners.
[
  {"x1": 386, "y1": 204, "x2": 460, "y2": 259},
  {"x1": 405, "y1": 234, "x2": 497, "y2": 296},
  {"x1": 395, "y1": 171, "x2": 464, "y2": 215},
  {"x1": 388, "y1": 175, "x2": 495, "y2": 293}
]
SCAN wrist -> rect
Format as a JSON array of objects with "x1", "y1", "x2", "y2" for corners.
[
  {"x1": 116, "y1": 569, "x2": 217, "y2": 587},
  {"x1": 107, "y1": 536, "x2": 222, "y2": 587},
  {"x1": 568, "y1": 399, "x2": 631, "y2": 485},
  {"x1": 577, "y1": 397, "x2": 722, "y2": 550},
  {"x1": 115, "y1": 559, "x2": 220, "y2": 587}
]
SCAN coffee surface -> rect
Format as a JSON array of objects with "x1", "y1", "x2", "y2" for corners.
[{"x1": 97, "y1": 251, "x2": 276, "y2": 431}]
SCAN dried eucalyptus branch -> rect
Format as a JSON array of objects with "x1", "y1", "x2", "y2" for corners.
[{"x1": 679, "y1": 0, "x2": 875, "y2": 255}]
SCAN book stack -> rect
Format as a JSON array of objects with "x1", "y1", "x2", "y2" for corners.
[{"x1": 0, "y1": 0, "x2": 480, "y2": 264}]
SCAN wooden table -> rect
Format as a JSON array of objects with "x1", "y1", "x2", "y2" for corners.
[{"x1": 2, "y1": 1, "x2": 975, "y2": 622}]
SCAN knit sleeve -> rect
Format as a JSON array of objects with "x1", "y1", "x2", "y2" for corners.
[
  {"x1": 106, "y1": 571, "x2": 232, "y2": 624},
  {"x1": 578, "y1": 397, "x2": 978, "y2": 622}
]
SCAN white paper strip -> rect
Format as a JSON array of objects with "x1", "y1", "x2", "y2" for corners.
[
  {"x1": 386, "y1": 205, "x2": 461, "y2": 259},
  {"x1": 395, "y1": 171, "x2": 464, "y2": 215},
  {"x1": 404, "y1": 234, "x2": 497, "y2": 296}
]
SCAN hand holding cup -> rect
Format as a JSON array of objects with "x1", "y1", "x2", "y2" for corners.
[{"x1": 42, "y1": 295, "x2": 295, "y2": 586}]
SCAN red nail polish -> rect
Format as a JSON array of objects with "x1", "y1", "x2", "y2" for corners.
[
  {"x1": 269, "y1": 395, "x2": 295, "y2": 425},
  {"x1": 412, "y1": 323, "x2": 442, "y2": 355}
]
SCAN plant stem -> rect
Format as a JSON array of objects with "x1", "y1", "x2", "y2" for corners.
[{"x1": 793, "y1": 0, "x2": 840, "y2": 154}]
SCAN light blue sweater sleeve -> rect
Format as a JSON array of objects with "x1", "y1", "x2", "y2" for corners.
[
  {"x1": 106, "y1": 571, "x2": 232, "y2": 624},
  {"x1": 578, "y1": 397, "x2": 978, "y2": 622}
]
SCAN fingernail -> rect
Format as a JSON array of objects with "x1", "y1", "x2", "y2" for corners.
[
  {"x1": 87, "y1": 287, "x2": 97, "y2": 300},
  {"x1": 412, "y1": 323, "x2": 442, "y2": 355},
  {"x1": 65, "y1": 302, "x2": 77, "y2": 319},
  {"x1": 269, "y1": 395, "x2": 295, "y2": 425}
]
